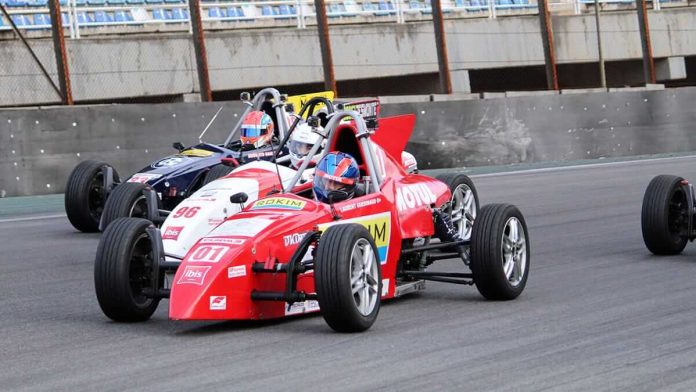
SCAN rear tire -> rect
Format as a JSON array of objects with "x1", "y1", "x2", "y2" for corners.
[
  {"x1": 201, "y1": 164, "x2": 233, "y2": 187},
  {"x1": 470, "y1": 204, "x2": 530, "y2": 300},
  {"x1": 436, "y1": 173, "x2": 479, "y2": 250},
  {"x1": 641, "y1": 174, "x2": 689, "y2": 255},
  {"x1": 315, "y1": 224, "x2": 382, "y2": 332},
  {"x1": 94, "y1": 218, "x2": 160, "y2": 322},
  {"x1": 65, "y1": 160, "x2": 119, "y2": 232},
  {"x1": 100, "y1": 182, "x2": 155, "y2": 230}
]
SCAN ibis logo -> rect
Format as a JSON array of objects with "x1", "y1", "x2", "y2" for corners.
[
  {"x1": 162, "y1": 226, "x2": 184, "y2": 241},
  {"x1": 395, "y1": 183, "x2": 436, "y2": 211},
  {"x1": 177, "y1": 265, "x2": 211, "y2": 286}
]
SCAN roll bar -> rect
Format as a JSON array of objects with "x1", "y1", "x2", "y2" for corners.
[
  {"x1": 223, "y1": 87, "x2": 289, "y2": 147},
  {"x1": 284, "y1": 110, "x2": 383, "y2": 195}
]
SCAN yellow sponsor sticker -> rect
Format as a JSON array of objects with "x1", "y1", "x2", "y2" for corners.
[
  {"x1": 286, "y1": 91, "x2": 335, "y2": 116},
  {"x1": 251, "y1": 197, "x2": 307, "y2": 211},
  {"x1": 318, "y1": 212, "x2": 391, "y2": 264},
  {"x1": 180, "y1": 148, "x2": 214, "y2": 157}
]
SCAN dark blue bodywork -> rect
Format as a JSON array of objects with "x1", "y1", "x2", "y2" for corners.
[{"x1": 126, "y1": 142, "x2": 283, "y2": 210}]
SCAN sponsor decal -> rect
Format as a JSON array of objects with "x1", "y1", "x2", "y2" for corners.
[
  {"x1": 285, "y1": 300, "x2": 320, "y2": 316},
  {"x1": 245, "y1": 150, "x2": 275, "y2": 159},
  {"x1": 395, "y1": 183, "x2": 437, "y2": 212},
  {"x1": 251, "y1": 197, "x2": 307, "y2": 211},
  {"x1": 286, "y1": 91, "x2": 335, "y2": 115},
  {"x1": 177, "y1": 265, "x2": 212, "y2": 286},
  {"x1": 127, "y1": 173, "x2": 162, "y2": 184},
  {"x1": 162, "y1": 226, "x2": 184, "y2": 241},
  {"x1": 382, "y1": 278, "x2": 389, "y2": 297},
  {"x1": 212, "y1": 218, "x2": 274, "y2": 237},
  {"x1": 200, "y1": 237, "x2": 245, "y2": 245},
  {"x1": 338, "y1": 197, "x2": 381, "y2": 213},
  {"x1": 343, "y1": 100, "x2": 380, "y2": 120},
  {"x1": 180, "y1": 148, "x2": 214, "y2": 157},
  {"x1": 283, "y1": 232, "x2": 308, "y2": 247},
  {"x1": 228, "y1": 265, "x2": 246, "y2": 279},
  {"x1": 209, "y1": 296, "x2": 226, "y2": 310},
  {"x1": 319, "y1": 212, "x2": 391, "y2": 264},
  {"x1": 154, "y1": 156, "x2": 185, "y2": 168},
  {"x1": 207, "y1": 218, "x2": 224, "y2": 227},
  {"x1": 187, "y1": 245, "x2": 229, "y2": 263}
]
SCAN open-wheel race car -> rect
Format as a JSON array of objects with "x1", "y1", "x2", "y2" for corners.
[
  {"x1": 641, "y1": 174, "x2": 696, "y2": 255},
  {"x1": 94, "y1": 109, "x2": 531, "y2": 332},
  {"x1": 64, "y1": 88, "x2": 332, "y2": 232}
]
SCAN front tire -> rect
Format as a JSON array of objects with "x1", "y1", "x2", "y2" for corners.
[
  {"x1": 65, "y1": 160, "x2": 119, "y2": 232},
  {"x1": 100, "y1": 182, "x2": 154, "y2": 230},
  {"x1": 201, "y1": 164, "x2": 233, "y2": 187},
  {"x1": 94, "y1": 218, "x2": 160, "y2": 322},
  {"x1": 641, "y1": 175, "x2": 689, "y2": 255},
  {"x1": 470, "y1": 204, "x2": 530, "y2": 300},
  {"x1": 315, "y1": 224, "x2": 382, "y2": 332}
]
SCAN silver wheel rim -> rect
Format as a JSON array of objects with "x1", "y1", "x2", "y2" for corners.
[
  {"x1": 451, "y1": 184, "x2": 476, "y2": 241},
  {"x1": 129, "y1": 195, "x2": 147, "y2": 218},
  {"x1": 502, "y1": 217, "x2": 527, "y2": 287},
  {"x1": 350, "y1": 238, "x2": 379, "y2": 316}
]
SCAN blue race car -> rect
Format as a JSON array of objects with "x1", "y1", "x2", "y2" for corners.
[{"x1": 64, "y1": 88, "x2": 320, "y2": 232}]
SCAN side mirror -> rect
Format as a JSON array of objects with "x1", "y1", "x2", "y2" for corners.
[
  {"x1": 365, "y1": 119, "x2": 378, "y2": 130},
  {"x1": 172, "y1": 142, "x2": 185, "y2": 152},
  {"x1": 240, "y1": 92, "x2": 251, "y2": 102},
  {"x1": 230, "y1": 192, "x2": 249, "y2": 204},
  {"x1": 307, "y1": 116, "x2": 320, "y2": 128},
  {"x1": 221, "y1": 157, "x2": 239, "y2": 167}
]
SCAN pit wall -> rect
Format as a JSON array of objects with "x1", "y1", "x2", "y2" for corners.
[{"x1": 2, "y1": 87, "x2": 696, "y2": 197}]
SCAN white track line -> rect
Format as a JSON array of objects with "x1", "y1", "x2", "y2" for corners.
[
  {"x1": 470, "y1": 154, "x2": 696, "y2": 178},
  {"x1": 0, "y1": 214, "x2": 66, "y2": 223}
]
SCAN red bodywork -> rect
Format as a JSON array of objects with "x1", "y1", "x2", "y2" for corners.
[{"x1": 169, "y1": 115, "x2": 452, "y2": 320}]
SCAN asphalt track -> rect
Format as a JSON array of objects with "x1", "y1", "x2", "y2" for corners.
[{"x1": 3, "y1": 155, "x2": 696, "y2": 391}]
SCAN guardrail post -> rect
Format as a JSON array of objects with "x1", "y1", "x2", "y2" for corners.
[
  {"x1": 49, "y1": 0, "x2": 73, "y2": 104},
  {"x1": 431, "y1": 0, "x2": 452, "y2": 93},
  {"x1": 188, "y1": 0, "x2": 213, "y2": 101},
  {"x1": 636, "y1": 0, "x2": 656, "y2": 84},
  {"x1": 537, "y1": 0, "x2": 559, "y2": 90},
  {"x1": 314, "y1": 0, "x2": 337, "y2": 94}
]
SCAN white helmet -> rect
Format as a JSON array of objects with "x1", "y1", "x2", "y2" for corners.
[
  {"x1": 289, "y1": 122, "x2": 323, "y2": 169},
  {"x1": 401, "y1": 151, "x2": 418, "y2": 173}
]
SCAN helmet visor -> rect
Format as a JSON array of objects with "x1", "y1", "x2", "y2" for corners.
[
  {"x1": 241, "y1": 126, "x2": 266, "y2": 138},
  {"x1": 289, "y1": 139, "x2": 314, "y2": 158}
]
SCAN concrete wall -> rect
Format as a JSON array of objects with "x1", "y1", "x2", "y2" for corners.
[
  {"x1": 2, "y1": 8, "x2": 695, "y2": 106},
  {"x1": 2, "y1": 87, "x2": 696, "y2": 197}
]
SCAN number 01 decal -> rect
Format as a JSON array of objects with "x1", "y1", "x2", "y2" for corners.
[{"x1": 188, "y1": 245, "x2": 228, "y2": 263}]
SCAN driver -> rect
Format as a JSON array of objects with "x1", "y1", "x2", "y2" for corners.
[
  {"x1": 289, "y1": 122, "x2": 323, "y2": 169},
  {"x1": 240, "y1": 111, "x2": 274, "y2": 148},
  {"x1": 313, "y1": 152, "x2": 360, "y2": 204}
]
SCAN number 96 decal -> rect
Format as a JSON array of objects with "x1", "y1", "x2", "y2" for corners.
[{"x1": 173, "y1": 206, "x2": 200, "y2": 218}]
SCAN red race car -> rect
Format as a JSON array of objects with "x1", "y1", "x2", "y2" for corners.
[{"x1": 94, "y1": 110, "x2": 530, "y2": 332}]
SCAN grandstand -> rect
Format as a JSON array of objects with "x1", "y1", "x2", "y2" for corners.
[
  {"x1": 0, "y1": 0, "x2": 694, "y2": 106},
  {"x1": 2, "y1": 0, "x2": 684, "y2": 35}
]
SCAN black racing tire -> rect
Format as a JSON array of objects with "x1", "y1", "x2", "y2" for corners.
[
  {"x1": 315, "y1": 224, "x2": 382, "y2": 333},
  {"x1": 641, "y1": 174, "x2": 689, "y2": 255},
  {"x1": 65, "y1": 160, "x2": 120, "y2": 232},
  {"x1": 436, "y1": 173, "x2": 479, "y2": 248},
  {"x1": 94, "y1": 217, "x2": 160, "y2": 322},
  {"x1": 201, "y1": 164, "x2": 233, "y2": 187},
  {"x1": 100, "y1": 182, "x2": 154, "y2": 230},
  {"x1": 470, "y1": 204, "x2": 530, "y2": 300}
]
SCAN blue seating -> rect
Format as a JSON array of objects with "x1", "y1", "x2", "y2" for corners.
[
  {"x1": 11, "y1": 14, "x2": 30, "y2": 26},
  {"x1": 128, "y1": 0, "x2": 145, "y2": 4},
  {"x1": 28, "y1": 0, "x2": 48, "y2": 7},
  {"x1": 107, "y1": 0, "x2": 126, "y2": 4},
  {"x1": 165, "y1": 0, "x2": 183, "y2": 4},
  {"x1": 32, "y1": 13, "x2": 50, "y2": 27},
  {"x1": 152, "y1": 8, "x2": 165, "y2": 19},
  {"x1": 261, "y1": 5, "x2": 273, "y2": 16},
  {"x1": 94, "y1": 10, "x2": 112, "y2": 23},
  {"x1": 5, "y1": 0, "x2": 29, "y2": 7},
  {"x1": 278, "y1": 4, "x2": 295, "y2": 16},
  {"x1": 62, "y1": 12, "x2": 69, "y2": 25},
  {"x1": 88, "y1": 0, "x2": 106, "y2": 5},
  {"x1": 145, "y1": 0, "x2": 163, "y2": 4},
  {"x1": 171, "y1": 8, "x2": 186, "y2": 20},
  {"x1": 208, "y1": 6, "x2": 221, "y2": 18}
]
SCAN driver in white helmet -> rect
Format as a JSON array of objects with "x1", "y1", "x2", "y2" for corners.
[{"x1": 288, "y1": 119, "x2": 325, "y2": 183}]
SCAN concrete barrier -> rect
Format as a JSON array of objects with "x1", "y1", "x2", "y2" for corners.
[{"x1": 2, "y1": 87, "x2": 696, "y2": 197}]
